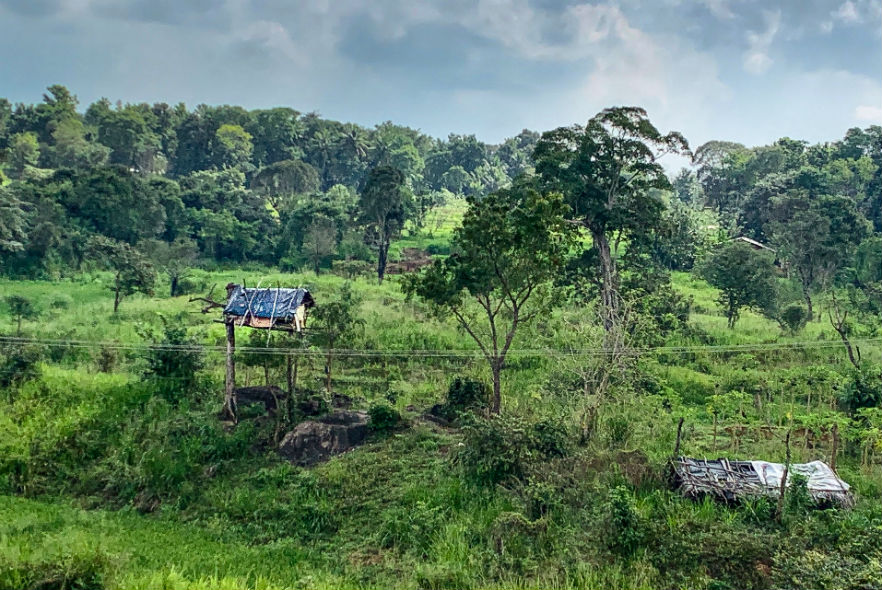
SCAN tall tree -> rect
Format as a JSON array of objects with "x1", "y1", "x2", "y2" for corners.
[
  {"x1": 213, "y1": 124, "x2": 253, "y2": 170},
  {"x1": 403, "y1": 184, "x2": 571, "y2": 414},
  {"x1": 6, "y1": 132, "x2": 40, "y2": 179},
  {"x1": 251, "y1": 159, "x2": 320, "y2": 209},
  {"x1": 699, "y1": 240, "x2": 778, "y2": 328},
  {"x1": 311, "y1": 283, "x2": 363, "y2": 394},
  {"x1": 770, "y1": 192, "x2": 870, "y2": 319},
  {"x1": 533, "y1": 107, "x2": 689, "y2": 331},
  {"x1": 359, "y1": 166, "x2": 411, "y2": 283},
  {"x1": 301, "y1": 217, "x2": 338, "y2": 274},
  {"x1": 140, "y1": 237, "x2": 199, "y2": 297},
  {"x1": 86, "y1": 236, "x2": 156, "y2": 313}
]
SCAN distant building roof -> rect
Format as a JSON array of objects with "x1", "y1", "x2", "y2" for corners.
[
  {"x1": 734, "y1": 236, "x2": 775, "y2": 252},
  {"x1": 223, "y1": 285, "x2": 315, "y2": 323}
]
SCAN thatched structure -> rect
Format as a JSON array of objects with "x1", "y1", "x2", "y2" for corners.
[{"x1": 672, "y1": 457, "x2": 854, "y2": 508}]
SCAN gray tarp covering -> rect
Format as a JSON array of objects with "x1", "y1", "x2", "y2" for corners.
[
  {"x1": 223, "y1": 286, "x2": 314, "y2": 322},
  {"x1": 673, "y1": 457, "x2": 854, "y2": 507}
]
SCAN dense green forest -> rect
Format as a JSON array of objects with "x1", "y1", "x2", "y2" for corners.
[{"x1": 0, "y1": 86, "x2": 880, "y2": 590}]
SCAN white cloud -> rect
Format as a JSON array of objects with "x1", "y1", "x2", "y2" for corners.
[
  {"x1": 855, "y1": 104, "x2": 882, "y2": 121},
  {"x1": 832, "y1": 1, "x2": 860, "y2": 23},
  {"x1": 743, "y1": 10, "x2": 780, "y2": 75}
]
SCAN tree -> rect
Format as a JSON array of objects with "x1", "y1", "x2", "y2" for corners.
[
  {"x1": 310, "y1": 283, "x2": 363, "y2": 394},
  {"x1": 770, "y1": 193, "x2": 869, "y2": 319},
  {"x1": 251, "y1": 159, "x2": 320, "y2": 209},
  {"x1": 140, "y1": 237, "x2": 199, "y2": 297},
  {"x1": 359, "y1": 166, "x2": 411, "y2": 283},
  {"x1": 533, "y1": 107, "x2": 689, "y2": 332},
  {"x1": 6, "y1": 132, "x2": 40, "y2": 179},
  {"x1": 301, "y1": 217, "x2": 338, "y2": 274},
  {"x1": 86, "y1": 236, "x2": 156, "y2": 313},
  {"x1": 403, "y1": 184, "x2": 571, "y2": 414},
  {"x1": 213, "y1": 124, "x2": 253, "y2": 170},
  {"x1": 699, "y1": 240, "x2": 778, "y2": 328},
  {"x1": 50, "y1": 118, "x2": 110, "y2": 169},
  {"x1": 0, "y1": 186, "x2": 27, "y2": 258},
  {"x1": 3, "y1": 295, "x2": 39, "y2": 336}
]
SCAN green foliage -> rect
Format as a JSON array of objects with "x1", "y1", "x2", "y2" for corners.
[
  {"x1": 86, "y1": 236, "x2": 156, "y2": 312},
  {"x1": 359, "y1": 165, "x2": 411, "y2": 282},
  {"x1": 0, "y1": 345, "x2": 41, "y2": 390},
  {"x1": 839, "y1": 362, "x2": 882, "y2": 413},
  {"x1": 404, "y1": 183, "x2": 572, "y2": 412},
  {"x1": 368, "y1": 403, "x2": 401, "y2": 434},
  {"x1": 778, "y1": 302, "x2": 809, "y2": 334},
  {"x1": 3, "y1": 295, "x2": 39, "y2": 336},
  {"x1": 603, "y1": 486, "x2": 644, "y2": 557},
  {"x1": 437, "y1": 377, "x2": 489, "y2": 421},
  {"x1": 0, "y1": 535, "x2": 114, "y2": 590},
  {"x1": 457, "y1": 414, "x2": 570, "y2": 488},
  {"x1": 699, "y1": 240, "x2": 778, "y2": 328},
  {"x1": 141, "y1": 318, "x2": 204, "y2": 404}
]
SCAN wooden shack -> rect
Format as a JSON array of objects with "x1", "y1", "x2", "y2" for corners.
[
  {"x1": 223, "y1": 284, "x2": 315, "y2": 332},
  {"x1": 218, "y1": 284, "x2": 316, "y2": 422}
]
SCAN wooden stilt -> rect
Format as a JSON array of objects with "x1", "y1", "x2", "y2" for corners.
[{"x1": 224, "y1": 321, "x2": 237, "y2": 423}]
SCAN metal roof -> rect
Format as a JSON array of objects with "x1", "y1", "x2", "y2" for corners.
[{"x1": 223, "y1": 286, "x2": 314, "y2": 322}]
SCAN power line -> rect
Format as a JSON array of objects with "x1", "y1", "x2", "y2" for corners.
[{"x1": 0, "y1": 335, "x2": 878, "y2": 358}]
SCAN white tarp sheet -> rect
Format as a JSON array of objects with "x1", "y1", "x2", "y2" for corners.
[{"x1": 751, "y1": 460, "x2": 850, "y2": 494}]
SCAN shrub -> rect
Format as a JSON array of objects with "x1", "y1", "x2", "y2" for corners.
[
  {"x1": 604, "y1": 486, "x2": 644, "y2": 557},
  {"x1": 142, "y1": 318, "x2": 204, "y2": 404},
  {"x1": 839, "y1": 363, "x2": 882, "y2": 413},
  {"x1": 0, "y1": 345, "x2": 41, "y2": 390},
  {"x1": 779, "y1": 303, "x2": 809, "y2": 333},
  {"x1": 436, "y1": 377, "x2": 488, "y2": 422},
  {"x1": 457, "y1": 414, "x2": 569, "y2": 488},
  {"x1": 368, "y1": 403, "x2": 401, "y2": 434},
  {"x1": 0, "y1": 538, "x2": 114, "y2": 590}
]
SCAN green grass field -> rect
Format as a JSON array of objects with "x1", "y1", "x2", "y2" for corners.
[{"x1": 1, "y1": 217, "x2": 881, "y2": 589}]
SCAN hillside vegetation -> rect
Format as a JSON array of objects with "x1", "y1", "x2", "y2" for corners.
[{"x1": 0, "y1": 88, "x2": 880, "y2": 590}]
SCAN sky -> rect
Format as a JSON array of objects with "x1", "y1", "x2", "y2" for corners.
[{"x1": 1, "y1": 0, "x2": 880, "y2": 151}]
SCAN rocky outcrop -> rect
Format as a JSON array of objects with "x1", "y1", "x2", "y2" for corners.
[
  {"x1": 235, "y1": 385, "x2": 286, "y2": 412},
  {"x1": 278, "y1": 410, "x2": 369, "y2": 466}
]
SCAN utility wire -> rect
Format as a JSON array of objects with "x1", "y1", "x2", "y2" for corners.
[{"x1": 0, "y1": 335, "x2": 878, "y2": 358}]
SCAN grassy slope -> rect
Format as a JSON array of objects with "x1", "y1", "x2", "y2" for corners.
[{"x1": 1, "y1": 213, "x2": 881, "y2": 589}]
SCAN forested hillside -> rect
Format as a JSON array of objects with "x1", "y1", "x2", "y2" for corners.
[{"x1": 0, "y1": 87, "x2": 880, "y2": 590}]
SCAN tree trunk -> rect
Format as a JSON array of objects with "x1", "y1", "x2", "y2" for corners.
[
  {"x1": 224, "y1": 322, "x2": 237, "y2": 422},
  {"x1": 113, "y1": 287, "x2": 121, "y2": 314},
  {"x1": 377, "y1": 238, "x2": 388, "y2": 284},
  {"x1": 170, "y1": 275, "x2": 178, "y2": 298},
  {"x1": 491, "y1": 358, "x2": 502, "y2": 415},
  {"x1": 325, "y1": 349, "x2": 333, "y2": 394},
  {"x1": 286, "y1": 353, "x2": 294, "y2": 396},
  {"x1": 801, "y1": 282, "x2": 814, "y2": 321},
  {"x1": 591, "y1": 229, "x2": 617, "y2": 332}
]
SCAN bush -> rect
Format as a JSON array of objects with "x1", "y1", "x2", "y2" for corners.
[
  {"x1": 779, "y1": 303, "x2": 809, "y2": 333},
  {"x1": 368, "y1": 403, "x2": 401, "y2": 434},
  {"x1": 0, "y1": 538, "x2": 114, "y2": 590},
  {"x1": 436, "y1": 377, "x2": 488, "y2": 422},
  {"x1": 0, "y1": 345, "x2": 41, "y2": 390},
  {"x1": 457, "y1": 414, "x2": 570, "y2": 488},
  {"x1": 839, "y1": 363, "x2": 882, "y2": 413},
  {"x1": 425, "y1": 243, "x2": 450, "y2": 256},
  {"x1": 142, "y1": 318, "x2": 204, "y2": 404},
  {"x1": 604, "y1": 486, "x2": 644, "y2": 557}
]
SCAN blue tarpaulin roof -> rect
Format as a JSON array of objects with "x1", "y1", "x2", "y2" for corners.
[{"x1": 223, "y1": 286, "x2": 314, "y2": 321}]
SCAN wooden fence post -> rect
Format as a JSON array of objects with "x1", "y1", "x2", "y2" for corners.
[{"x1": 224, "y1": 321, "x2": 237, "y2": 423}]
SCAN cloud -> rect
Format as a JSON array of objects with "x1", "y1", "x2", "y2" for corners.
[
  {"x1": 832, "y1": 1, "x2": 861, "y2": 23},
  {"x1": 855, "y1": 104, "x2": 882, "y2": 121},
  {"x1": 743, "y1": 10, "x2": 780, "y2": 74}
]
